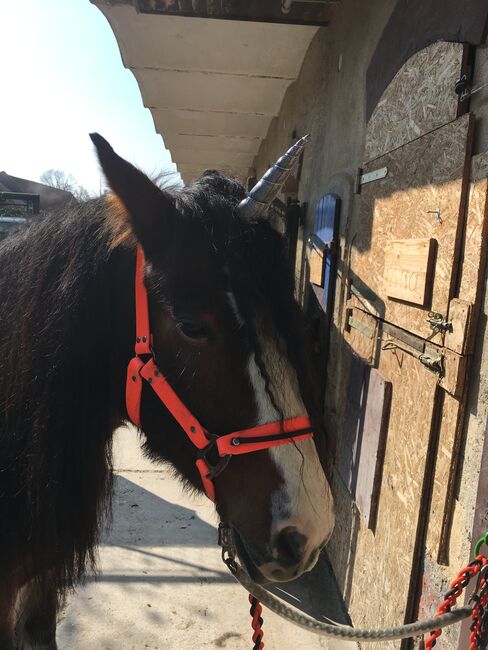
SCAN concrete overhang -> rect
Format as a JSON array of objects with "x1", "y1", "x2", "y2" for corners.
[{"x1": 91, "y1": 1, "x2": 324, "y2": 184}]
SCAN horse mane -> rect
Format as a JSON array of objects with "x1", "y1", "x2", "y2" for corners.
[{"x1": 0, "y1": 199, "x2": 124, "y2": 593}]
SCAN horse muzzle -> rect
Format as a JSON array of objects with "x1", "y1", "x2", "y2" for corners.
[{"x1": 232, "y1": 525, "x2": 321, "y2": 584}]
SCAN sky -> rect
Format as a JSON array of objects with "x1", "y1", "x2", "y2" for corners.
[{"x1": 1, "y1": 0, "x2": 178, "y2": 194}]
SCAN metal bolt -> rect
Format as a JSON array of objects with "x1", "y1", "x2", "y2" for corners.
[
  {"x1": 148, "y1": 377, "x2": 153, "y2": 384},
  {"x1": 154, "y1": 370, "x2": 159, "y2": 376},
  {"x1": 142, "y1": 336, "x2": 147, "y2": 342},
  {"x1": 131, "y1": 375, "x2": 137, "y2": 382},
  {"x1": 231, "y1": 438, "x2": 240, "y2": 446},
  {"x1": 190, "y1": 426, "x2": 196, "y2": 433},
  {"x1": 136, "y1": 337, "x2": 141, "y2": 343}
]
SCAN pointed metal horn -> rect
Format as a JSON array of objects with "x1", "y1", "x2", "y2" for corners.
[{"x1": 238, "y1": 134, "x2": 310, "y2": 220}]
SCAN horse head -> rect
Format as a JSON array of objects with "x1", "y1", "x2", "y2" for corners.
[{"x1": 91, "y1": 133, "x2": 334, "y2": 584}]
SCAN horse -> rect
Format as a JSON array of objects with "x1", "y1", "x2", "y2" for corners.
[{"x1": 0, "y1": 133, "x2": 334, "y2": 649}]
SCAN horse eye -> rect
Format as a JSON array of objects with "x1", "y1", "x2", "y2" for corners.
[{"x1": 176, "y1": 319, "x2": 209, "y2": 340}]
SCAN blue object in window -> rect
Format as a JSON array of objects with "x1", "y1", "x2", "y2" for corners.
[{"x1": 312, "y1": 193, "x2": 340, "y2": 309}]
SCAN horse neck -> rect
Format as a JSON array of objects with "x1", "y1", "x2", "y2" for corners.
[
  {"x1": 98, "y1": 244, "x2": 137, "y2": 419},
  {"x1": 0, "y1": 210, "x2": 138, "y2": 585}
]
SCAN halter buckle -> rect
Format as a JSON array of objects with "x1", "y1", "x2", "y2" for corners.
[{"x1": 198, "y1": 436, "x2": 231, "y2": 479}]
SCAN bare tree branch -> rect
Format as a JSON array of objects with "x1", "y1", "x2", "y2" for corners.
[{"x1": 39, "y1": 169, "x2": 93, "y2": 202}]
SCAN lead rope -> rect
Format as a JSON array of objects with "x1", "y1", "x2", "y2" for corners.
[
  {"x1": 249, "y1": 595, "x2": 264, "y2": 650},
  {"x1": 219, "y1": 524, "x2": 482, "y2": 650},
  {"x1": 426, "y1": 533, "x2": 488, "y2": 649}
]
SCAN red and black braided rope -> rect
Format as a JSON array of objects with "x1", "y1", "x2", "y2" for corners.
[
  {"x1": 425, "y1": 556, "x2": 488, "y2": 649},
  {"x1": 249, "y1": 595, "x2": 264, "y2": 650}
]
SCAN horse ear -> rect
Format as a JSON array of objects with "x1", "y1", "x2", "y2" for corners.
[{"x1": 90, "y1": 133, "x2": 177, "y2": 259}]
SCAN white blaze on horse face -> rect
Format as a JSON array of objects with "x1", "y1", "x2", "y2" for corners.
[{"x1": 246, "y1": 335, "x2": 335, "y2": 573}]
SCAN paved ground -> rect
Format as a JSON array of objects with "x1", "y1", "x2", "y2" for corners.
[{"x1": 57, "y1": 427, "x2": 357, "y2": 649}]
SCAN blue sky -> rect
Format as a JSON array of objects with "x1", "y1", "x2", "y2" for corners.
[{"x1": 1, "y1": 0, "x2": 177, "y2": 193}]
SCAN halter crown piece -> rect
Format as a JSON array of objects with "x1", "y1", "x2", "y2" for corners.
[
  {"x1": 238, "y1": 134, "x2": 310, "y2": 220},
  {"x1": 125, "y1": 246, "x2": 314, "y2": 502}
]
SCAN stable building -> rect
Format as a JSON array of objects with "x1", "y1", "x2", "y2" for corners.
[{"x1": 92, "y1": 1, "x2": 488, "y2": 647}]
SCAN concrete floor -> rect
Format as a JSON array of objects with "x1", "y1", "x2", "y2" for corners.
[{"x1": 56, "y1": 427, "x2": 357, "y2": 649}]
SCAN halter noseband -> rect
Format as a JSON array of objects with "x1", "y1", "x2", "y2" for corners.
[{"x1": 125, "y1": 246, "x2": 314, "y2": 502}]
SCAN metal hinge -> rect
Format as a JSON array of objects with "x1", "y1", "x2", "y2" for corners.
[{"x1": 455, "y1": 74, "x2": 488, "y2": 102}]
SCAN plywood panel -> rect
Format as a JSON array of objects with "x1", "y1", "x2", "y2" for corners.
[
  {"x1": 426, "y1": 154, "x2": 488, "y2": 561},
  {"x1": 365, "y1": 42, "x2": 463, "y2": 162},
  {"x1": 439, "y1": 348, "x2": 468, "y2": 398},
  {"x1": 426, "y1": 392, "x2": 463, "y2": 559},
  {"x1": 445, "y1": 298, "x2": 473, "y2": 356},
  {"x1": 350, "y1": 113, "x2": 473, "y2": 343},
  {"x1": 308, "y1": 245, "x2": 324, "y2": 286},
  {"x1": 347, "y1": 345, "x2": 439, "y2": 649},
  {"x1": 456, "y1": 152, "x2": 488, "y2": 319},
  {"x1": 384, "y1": 238, "x2": 435, "y2": 305},
  {"x1": 366, "y1": 0, "x2": 488, "y2": 120},
  {"x1": 426, "y1": 154, "x2": 488, "y2": 565},
  {"x1": 343, "y1": 303, "x2": 378, "y2": 365}
]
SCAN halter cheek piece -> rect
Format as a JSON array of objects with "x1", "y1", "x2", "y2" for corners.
[{"x1": 125, "y1": 246, "x2": 314, "y2": 502}]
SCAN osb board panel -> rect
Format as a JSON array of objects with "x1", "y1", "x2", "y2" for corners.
[
  {"x1": 444, "y1": 298, "x2": 473, "y2": 356},
  {"x1": 308, "y1": 245, "x2": 324, "y2": 286},
  {"x1": 350, "y1": 113, "x2": 473, "y2": 343},
  {"x1": 426, "y1": 392, "x2": 463, "y2": 558},
  {"x1": 346, "y1": 345, "x2": 439, "y2": 648},
  {"x1": 366, "y1": 0, "x2": 488, "y2": 120},
  {"x1": 343, "y1": 304, "x2": 378, "y2": 365},
  {"x1": 439, "y1": 347, "x2": 468, "y2": 398},
  {"x1": 384, "y1": 238, "x2": 435, "y2": 305},
  {"x1": 457, "y1": 152, "x2": 488, "y2": 306},
  {"x1": 365, "y1": 42, "x2": 463, "y2": 162}
]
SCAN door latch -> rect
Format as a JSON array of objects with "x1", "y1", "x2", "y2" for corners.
[
  {"x1": 427, "y1": 312, "x2": 452, "y2": 334},
  {"x1": 419, "y1": 348, "x2": 444, "y2": 375}
]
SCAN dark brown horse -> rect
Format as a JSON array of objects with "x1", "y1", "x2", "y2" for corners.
[{"x1": 0, "y1": 134, "x2": 334, "y2": 649}]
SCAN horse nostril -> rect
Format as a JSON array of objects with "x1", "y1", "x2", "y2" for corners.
[{"x1": 274, "y1": 527, "x2": 307, "y2": 567}]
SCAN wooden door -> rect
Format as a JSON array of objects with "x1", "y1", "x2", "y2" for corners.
[
  {"x1": 349, "y1": 113, "x2": 473, "y2": 344},
  {"x1": 333, "y1": 41, "x2": 488, "y2": 647}
]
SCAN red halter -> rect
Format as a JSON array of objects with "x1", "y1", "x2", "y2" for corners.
[{"x1": 125, "y1": 246, "x2": 314, "y2": 502}]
